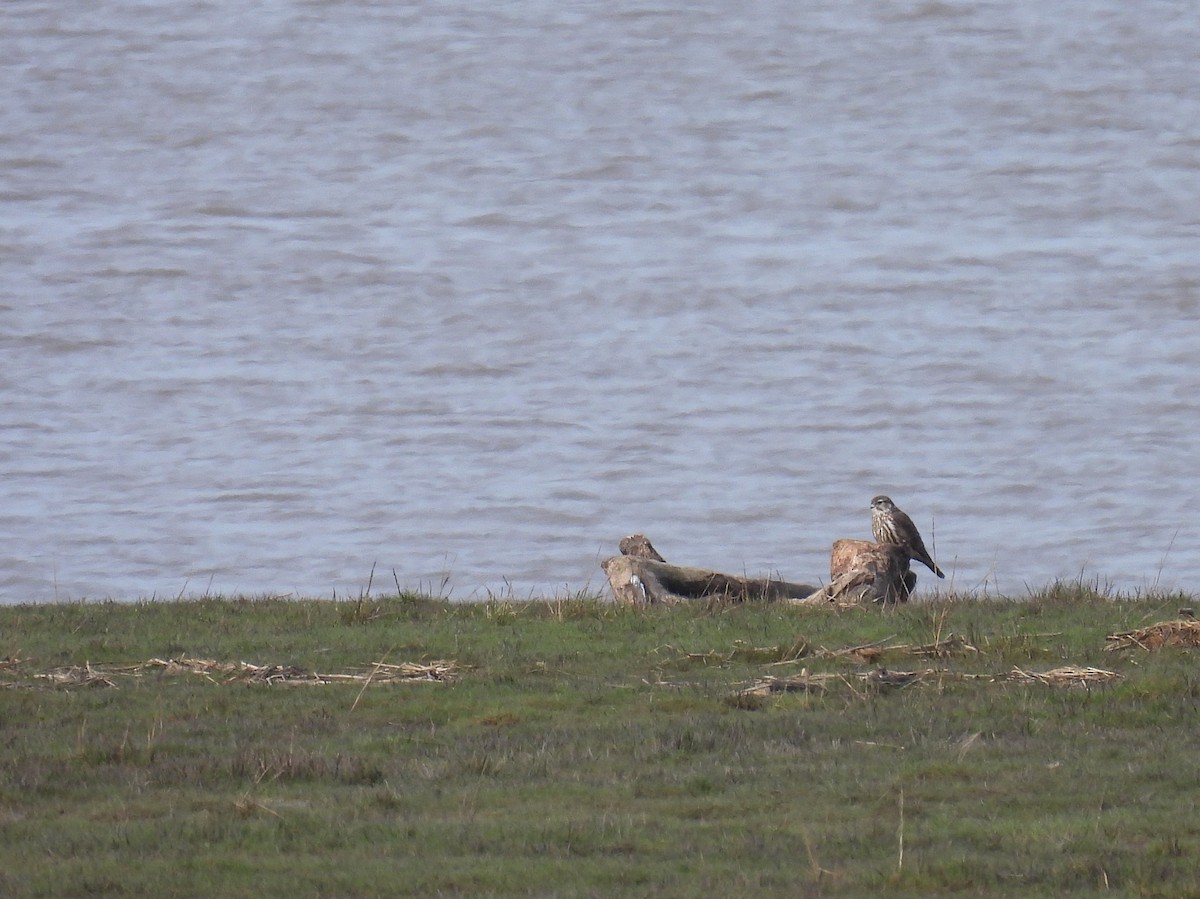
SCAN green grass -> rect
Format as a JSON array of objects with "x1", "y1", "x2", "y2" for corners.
[{"x1": 2, "y1": 586, "x2": 1199, "y2": 897}]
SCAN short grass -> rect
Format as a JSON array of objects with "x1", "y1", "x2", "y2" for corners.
[{"x1": 2, "y1": 585, "x2": 1199, "y2": 897}]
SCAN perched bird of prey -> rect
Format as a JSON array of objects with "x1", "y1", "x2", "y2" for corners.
[{"x1": 870, "y1": 495, "x2": 945, "y2": 578}]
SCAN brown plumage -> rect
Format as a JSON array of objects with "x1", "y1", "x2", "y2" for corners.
[{"x1": 870, "y1": 495, "x2": 945, "y2": 578}]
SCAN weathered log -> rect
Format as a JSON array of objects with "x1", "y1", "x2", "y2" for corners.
[
  {"x1": 816, "y1": 539, "x2": 915, "y2": 604},
  {"x1": 601, "y1": 554, "x2": 819, "y2": 605},
  {"x1": 601, "y1": 534, "x2": 913, "y2": 606},
  {"x1": 617, "y1": 533, "x2": 666, "y2": 562}
]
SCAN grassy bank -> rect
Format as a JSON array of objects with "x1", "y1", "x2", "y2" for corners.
[{"x1": 2, "y1": 586, "x2": 1199, "y2": 897}]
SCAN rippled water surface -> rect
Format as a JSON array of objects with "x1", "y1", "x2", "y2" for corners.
[{"x1": 3, "y1": 1, "x2": 1199, "y2": 601}]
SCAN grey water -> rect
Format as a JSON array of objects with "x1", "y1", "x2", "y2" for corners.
[{"x1": 3, "y1": 0, "x2": 1199, "y2": 603}]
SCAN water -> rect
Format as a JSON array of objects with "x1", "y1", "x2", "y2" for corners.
[{"x1": 3, "y1": 0, "x2": 1199, "y2": 602}]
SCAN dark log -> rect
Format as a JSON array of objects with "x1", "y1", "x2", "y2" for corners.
[
  {"x1": 601, "y1": 555, "x2": 819, "y2": 605},
  {"x1": 602, "y1": 534, "x2": 914, "y2": 606}
]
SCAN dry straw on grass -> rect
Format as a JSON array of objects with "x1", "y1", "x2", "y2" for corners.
[
  {"x1": 669, "y1": 633, "x2": 979, "y2": 669},
  {"x1": 11, "y1": 657, "x2": 463, "y2": 690},
  {"x1": 810, "y1": 632, "x2": 977, "y2": 663},
  {"x1": 731, "y1": 663, "x2": 1120, "y2": 703},
  {"x1": 1000, "y1": 666, "x2": 1121, "y2": 687},
  {"x1": 1105, "y1": 619, "x2": 1200, "y2": 652},
  {"x1": 734, "y1": 667, "x2": 929, "y2": 699},
  {"x1": 35, "y1": 663, "x2": 119, "y2": 689},
  {"x1": 142, "y1": 656, "x2": 462, "y2": 685}
]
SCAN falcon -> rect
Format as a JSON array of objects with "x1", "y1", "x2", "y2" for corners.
[{"x1": 870, "y1": 495, "x2": 945, "y2": 578}]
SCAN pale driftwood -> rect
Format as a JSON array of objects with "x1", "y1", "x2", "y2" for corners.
[
  {"x1": 618, "y1": 533, "x2": 666, "y2": 561},
  {"x1": 818, "y1": 539, "x2": 915, "y2": 604},
  {"x1": 601, "y1": 554, "x2": 819, "y2": 605}
]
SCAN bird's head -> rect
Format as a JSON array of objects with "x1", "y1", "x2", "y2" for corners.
[{"x1": 870, "y1": 495, "x2": 895, "y2": 512}]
